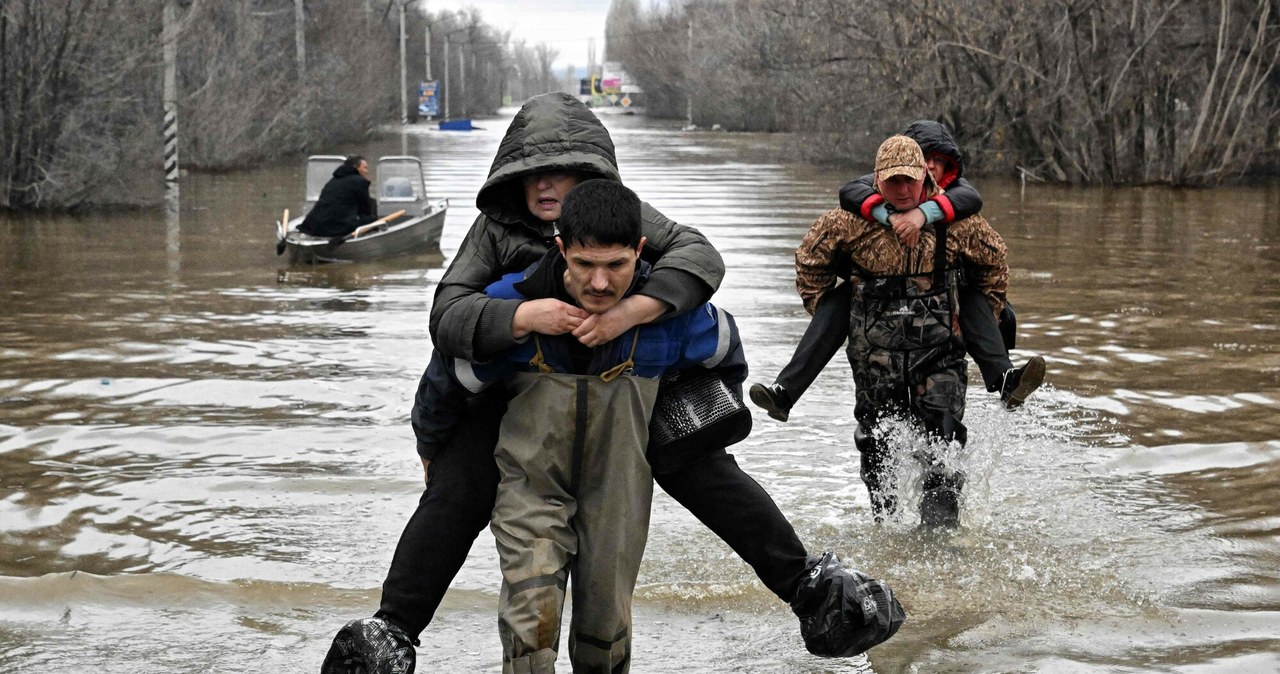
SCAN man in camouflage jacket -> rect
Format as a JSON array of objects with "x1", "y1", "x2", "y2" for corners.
[{"x1": 794, "y1": 135, "x2": 1009, "y2": 527}]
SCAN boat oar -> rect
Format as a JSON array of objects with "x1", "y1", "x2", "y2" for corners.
[
  {"x1": 343, "y1": 210, "x2": 407, "y2": 242},
  {"x1": 275, "y1": 208, "x2": 289, "y2": 255}
]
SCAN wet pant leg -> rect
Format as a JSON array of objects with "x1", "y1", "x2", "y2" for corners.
[
  {"x1": 493, "y1": 376, "x2": 654, "y2": 674},
  {"x1": 495, "y1": 560, "x2": 569, "y2": 674},
  {"x1": 854, "y1": 426, "x2": 898, "y2": 520},
  {"x1": 491, "y1": 393, "x2": 576, "y2": 674},
  {"x1": 912, "y1": 364, "x2": 969, "y2": 525},
  {"x1": 375, "y1": 396, "x2": 504, "y2": 640},
  {"x1": 653, "y1": 449, "x2": 809, "y2": 603},
  {"x1": 912, "y1": 360, "x2": 968, "y2": 441},
  {"x1": 568, "y1": 385, "x2": 653, "y2": 674},
  {"x1": 848, "y1": 338, "x2": 908, "y2": 520},
  {"x1": 958, "y1": 284, "x2": 1013, "y2": 391},
  {"x1": 775, "y1": 281, "x2": 852, "y2": 400}
]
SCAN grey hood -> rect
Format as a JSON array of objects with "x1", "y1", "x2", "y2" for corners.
[{"x1": 476, "y1": 92, "x2": 622, "y2": 225}]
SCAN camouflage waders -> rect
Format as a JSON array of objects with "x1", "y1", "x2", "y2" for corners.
[
  {"x1": 847, "y1": 265, "x2": 968, "y2": 525},
  {"x1": 491, "y1": 371, "x2": 658, "y2": 674}
]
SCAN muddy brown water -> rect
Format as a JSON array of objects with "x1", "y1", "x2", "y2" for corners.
[{"x1": 2, "y1": 111, "x2": 1278, "y2": 672}]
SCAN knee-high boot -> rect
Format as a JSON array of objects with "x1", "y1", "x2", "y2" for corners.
[{"x1": 918, "y1": 412, "x2": 966, "y2": 528}]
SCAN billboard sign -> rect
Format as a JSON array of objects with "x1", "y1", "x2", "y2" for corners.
[
  {"x1": 601, "y1": 61, "x2": 624, "y2": 94},
  {"x1": 418, "y1": 81, "x2": 439, "y2": 118}
]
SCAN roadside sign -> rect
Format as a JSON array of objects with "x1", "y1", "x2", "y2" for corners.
[{"x1": 418, "y1": 81, "x2": 439, "y2": 118}]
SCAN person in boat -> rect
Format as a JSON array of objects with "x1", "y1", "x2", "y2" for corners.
[
  {"x1": 792, "y1": 134, "x2": 1009, "y2": 528},
  {"x1": 749, "y1": 120, "x2": 1045, "y2": 422},
  {"x1": 319, "y1": 92, "x2": 903, "y2": 673},
  {"x1": 457, "y1": 178, "x2": 750, "y2": 672},
  {"x1": 298, "y1": 155, "x2": 378, "y2": 238}
]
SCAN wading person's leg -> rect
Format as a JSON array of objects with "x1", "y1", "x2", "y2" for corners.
[
  {"x1": 750, "y1": 282, "x2": 853, "y2": 422},
  {"x1": 376, "y1": 397, "x2": 504, "y2": 636},
  {"x1": 653, "y1": 448, "x2": 810, "y2": 602},
  {"x1": 957, "y1": 284, "x2": 1045, "y2": 409},
  {"x1": 321, "y1": 397, "x2": 503, "y2": 674}
]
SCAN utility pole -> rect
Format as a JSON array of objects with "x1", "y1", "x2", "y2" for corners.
[
  {"x1": 685, "y1": 9, "x2": 694, "y2": 129},
  {"x1": 459, "y1": 39, "x2": 467, "y2": 118},
  {"x1": 162, "y1": 0, "x2": 179, "y2": 201},
  {"x1": 399, "y1": 0, "x2": 408, "y2": 124},
  {"x1": 294, "y1": 0, "x2": 306, "y2": 78},
  {"x1": 443, "y1": 34, "x2": 450, "y2": 119}
]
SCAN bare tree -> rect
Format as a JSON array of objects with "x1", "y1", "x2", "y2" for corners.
[
  {"x1": 612, "y1": 0, "x2": 1280, "y2": 185},
  {"x1": 1176, "y1": 0, "x2": 1280, "y2": 182},
  {"x1": 1, "y1": 0, "x2": 161, "y2": 210},
  {"x1": 180, "y1": 0, "x2": 400, "y2": 169},
  {"x1": 6, "y1": 0, "x2": 1276, "y2": 211},
  {"x1": 1, "y1": 0, "x2": 543, "y2": 211}
]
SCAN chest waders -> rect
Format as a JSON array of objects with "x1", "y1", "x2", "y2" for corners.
[
  {"x1": 490, "y1": 356, "x2": 658, "y2": 674},
  {"x1": 846, "y1": 224, "x2": 969, "y2": 527}
]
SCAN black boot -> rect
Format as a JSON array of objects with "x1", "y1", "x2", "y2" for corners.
[
  {"x1": 749, "y1": 382, "x2": 793, "y2": 422},
  {"x1": 320, "y1": 617, "x2": 417, "y2": 674},
  {"x1": 790, "y1": 551, "x2": 907, "y2": 657},
  {"x1": 1000, "y1": 355, "x2": 1046, "y2": 409},
  {"x1": 919, "y1": 468, "x2": 965, "y2": 529}
]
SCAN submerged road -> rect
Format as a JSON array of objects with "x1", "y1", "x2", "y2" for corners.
[{"x1": 2, "y1": 110, "x2": 1279, "y2": 672}]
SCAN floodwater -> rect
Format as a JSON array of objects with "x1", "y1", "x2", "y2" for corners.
[{"x1": 2, "y1": 110, "x2": 1278, "y2": 673}]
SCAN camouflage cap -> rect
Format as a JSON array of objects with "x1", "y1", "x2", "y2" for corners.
[{"x1": 874, "y1": 135, "x2": 926, "y2": 181}]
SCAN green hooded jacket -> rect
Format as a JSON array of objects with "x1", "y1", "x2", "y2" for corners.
[{"x1": 429, "y1": 92, "x2": 725, "y2": 361}]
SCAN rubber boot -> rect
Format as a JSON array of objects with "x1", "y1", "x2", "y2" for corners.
[
  {"x1": 919, "y1": 467, "x2": 965, "y2": 529},
  {"x1": 790, "y1": 551, "x2": 907, "y2": 657},
  {"x1": 917, "y1": 411, "x2": 965, "y2": 529},
  {"x1": 320, "y1": 617, "x2": 416, "y2": 674}
]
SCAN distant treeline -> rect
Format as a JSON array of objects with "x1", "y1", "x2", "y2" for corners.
[
  {"x1": 609, "y1": 0, "x2": 1280, "y2": 186},
  {"x1": 1, "y1": 0, "x2": 576, "y2": 211},
  {"x1": 9, "y1": 2, "x2": 1272, "y2": 211}
]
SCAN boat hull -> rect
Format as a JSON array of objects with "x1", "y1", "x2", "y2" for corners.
[{"x1": 283, "y1": 206, "x2": 446, "y2": 265}]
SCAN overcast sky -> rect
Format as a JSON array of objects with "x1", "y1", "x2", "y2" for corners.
[{"x1": 428, "y1": 0, "x2": 613, "y2": 71}]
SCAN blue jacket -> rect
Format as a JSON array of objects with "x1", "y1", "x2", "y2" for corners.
[
  {"x1": 452, "y1": 254, "x2": 741, "y2": 391},
  {"x1": 412, "y1": 249, "x2": 746, "y2": 458}
]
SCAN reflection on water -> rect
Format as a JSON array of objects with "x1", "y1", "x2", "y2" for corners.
[{"x1": 2, "y1": 112, "x2": 1279, "y2": 672}]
